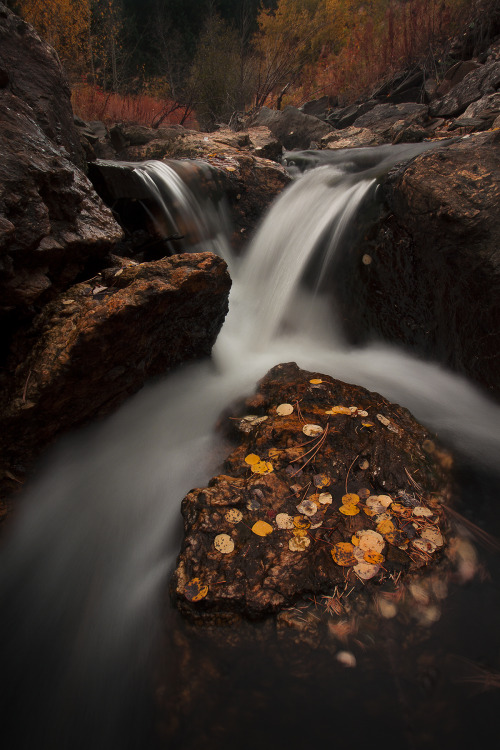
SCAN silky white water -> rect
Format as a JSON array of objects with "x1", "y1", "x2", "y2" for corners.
[{"x1": 1, "y1": 145, "x2": 499, "y2": 749}]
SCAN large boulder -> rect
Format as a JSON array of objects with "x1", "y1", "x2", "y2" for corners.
[
  {"x1": 338, "y1": 132, "x2": 500, "y2": 401},
  {"x1": 430, "y1": 58, "x2": 500, "y2": 118},
  {"x1": 0, "y1": 3, "x2": 84, "y2": 168},
  {"x1": 0, "y1": 5, "x2": 123, "y2": 364},
  {"x1": 173, "y1": 363, "x2": 452, "y2": 622},
  {"x1": 352, "y1": 103, "x2": 429, "y2": 141},
  {"x1": 249, "y1": 106, "x2": 332, "y2": 150},
  {"x1": 0, "y1": 252, "x2": 231, "y2": 475}
]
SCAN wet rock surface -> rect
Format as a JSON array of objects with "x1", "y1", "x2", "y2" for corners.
[
  {"x1": 0, "y1": 3, "x2": 84, "y2": 168},
  {"x1": 0, "y1": 252, "x2": 231, "y2": 478},
  {"x1": 173, "y1": 363, "x2": 452, "y2": 622},
  {"x1": 339, "y1": 132, "x2": 500, "y2": 400}
]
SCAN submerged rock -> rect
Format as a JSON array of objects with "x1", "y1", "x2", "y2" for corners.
[{"x1": 172, "y1": 363, "x2": 452, "y2": 622}]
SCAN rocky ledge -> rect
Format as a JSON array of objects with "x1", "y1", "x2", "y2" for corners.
[{"x1": 172, "y1": 363, "x2": 452, "y2": 623}]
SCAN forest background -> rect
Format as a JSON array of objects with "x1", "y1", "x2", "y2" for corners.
[{"x1": 3, "y1": 0, "x2": 497, "y2": 130}]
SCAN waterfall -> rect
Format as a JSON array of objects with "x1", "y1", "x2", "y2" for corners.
[{"x1": 1, "y1": 145, "x2": 499, "y2": 749}]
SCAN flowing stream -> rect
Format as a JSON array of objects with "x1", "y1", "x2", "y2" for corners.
[{"x1": 1, "y1": 145, "x2": 500, "y2": 749}]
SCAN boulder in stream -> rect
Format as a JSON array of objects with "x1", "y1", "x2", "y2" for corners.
[
  {"x1": 173, "y1": 363, "x2": 452, "y2": 622},
  {"x1": 0, "y1": 252, "x2": 231, "y2": 483}
]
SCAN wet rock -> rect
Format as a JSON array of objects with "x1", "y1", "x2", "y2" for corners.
[
  {"x1": 430, "y1": 59, "x2": 500, "y2": 118},
  {"x1": 0, "y1": 3, "x2": 84, "y2": 168},
  {"x1": 327, "y1": 101, "x2": 379, "y2": 129},
  {"x1": 173, "y1": 363, "x2": 452, "y2": 621},
  {"x1": 339, "y1": 133, "x2": 500, "y2": 400},
  {"x1": 352, "y1": 103, "x2": 429, "y2": 141},
  {"x1": 301, "y1": 96, "x2": 332, "y2": 118},
  {"x1": 249, "y1": 105, "x2": 332, "y2": 150},
  {"x1": 0, "y1": 252, "x2": 231, "y2": 468},
  {"x1": 321, "y1": 126, "x2": 384, "y2": 149},
  {"x1": 0, "y1": 95, "x2": 123, "y2": 352}
]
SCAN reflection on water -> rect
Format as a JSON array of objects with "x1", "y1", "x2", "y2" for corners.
[{"x1": 1, "y1": 146, "x2": 499, "y2": 749}]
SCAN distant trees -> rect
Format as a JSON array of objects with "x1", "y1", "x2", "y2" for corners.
[{"x1": 15, "y1": 0, "x2": 490, "y2": 127}]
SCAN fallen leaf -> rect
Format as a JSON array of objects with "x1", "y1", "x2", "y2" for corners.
[
  {"x1": 342, "y1": 493, "x2": 360, "y2": 505},
  {"x1": 309, "y1": 378, "x2": 323, "y2": 384},
  {"x1": 358, "y1": 529, "x2": 385, "y2": 553},
  {"x1": 297, "y1": 499, "x2": 318, "y2": 516},
  {"x1": 331, "y1": 542, "x2": 357, "y2": 566},
  {"x1": 376, "y1": 414, "x2": 390, "y2": 426},
  {"x1": 214, "y1": 534, "x2": 235, "y2": 553},
  {"x1": 289, "y1": 536, "x2": 311, "y2": 552},
  {"x1": 244, "y1": 453, "x2": 261, "y2": 465},
  {"x1": 413, "y1": 506, "x2": 434, "y2": 517},
  {"x1": 339, "y1": 504, "x2": 360, "y2": 516},
  {"x1": 294, "y1": 515, "x2": 311, "y2": 529},
  {"x1": 421, "y1": 528, "x2": 444, "y2": 547},
  {"x1": 251, "y1": 461, "x2": 274, "y2": 474},
  {"x1": 184, "y1": 578, "x2": 209, "y2": 602},
  {"x1": 276, "y1": 403, "x2": 294, "y2": 416},
  {"x1": 313, "y1": 473, "x2": 330, "y2": 488},
  {"x1": 376, "y1": 519, "x2": 395, "y2": 535},
  {"x1": 354, "y1": 561, "x2": 380, "y2": 580},
  {"x1": 225, "y1": 508, "x2": 243, "y2": 524},
  {"x1": 325, "y1": 406, "x2": 351, "y2": 415},
  {"x1": 276, "y1": 513, "x2": 295, "y2": 529},
  {"x1": 336, "y1": 651, "x2": 357, "y2": 668},
  {"x1": 364, "y1": 551, "x2": 385, "y2": 564},
  {"x1": 302, "y1": 424, "x2": 324, "y2": 437},
  {"x1": 318, "y1": 492, "x2": 333, "y2": 505},
  {"x1": 252, "y1": 520, "x2": 273, "y2": 537}
]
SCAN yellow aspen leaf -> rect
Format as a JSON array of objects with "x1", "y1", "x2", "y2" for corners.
[
  {"x1": 421, "y1": 528, "x2": 444, "y2": 547},
  {"x1": 314, "y1": 473, "x2": 331, "y2": 488},
  {"x1": 339, "y1": 504, "x2": 360, "y2": 516},
  {"x1": 252, "y1": 520, "x2": 273, "y2": 537},
  {"x1": 325, "y1": 406, "x2": 351, "y2": 415},
  {"x1": 412, "y1": 538, "x2": 437, "y2": 554},
  {"x1": 351, "y1": 533, "x2": 360, "y2": 546},
  {"x1": 358, "y1": 488, "x2": 371, "y2": 499},
  {"x1": 363, "y1": 506, "x2": 375, "y2": 517},
  {"x1": 251, "y1": 461, "x2": 274, "y2": 474},
  {"x1": 385, "y1": 529, "x2": 408, "y2": 546},
  {"x1": 296, "y1": 499, "x2": 317, "y2": 516},
  {"x1": 275, "y1": 513, "x2": 295, "y2": 529},
  {"x1": 377, "y1": 519, "x2": 395, "y2": 535},
  {"x1": 293, "y1": 528, "x2": 308, "y2": 538},
  {"x1": 184, "y1": 578, "x2": 209, "y2": 603},
  {"x1": 364, "y1": 551, "x2": 385, "y2": 564},
  {"x1": 268, "y1": 448, "x2": 281, "y2": 460},
  {"x1": 309, "y1": 378, "x2": 323, "y2": 384},
  {"x1": 293, "y1": 515, "x2": 311, "y2": 529},
  {"x1": 214, "y1": 534, "x2": 235, "y2": 553},
  {"x1": 362, "y1": 421, "x2": 375, "y2": 428},
  {"x1": 378, "y1": 495, "x2": 393, "y2": 508},
  {"x1": 358, "y1": 529, "x2": 385, "y2": 553},
  {"x1": 302, "y1": 423, "x2": 323, "y2": 437},
  {"x1": 390, "y1": 502, "x2": 405, "y2": 514},
  {"x1": 276, "y1": 403, "x2": 294, "y2": 416},
  {"x1": 354, "y1": 561, "x2": 380, "y2": 580},
  {"x1": 413, "y1": 506, "x2": 434, "y2": 517},
  {"x1": 317, "y1": 492, "x2": 333, "y2": 505},
  {"x1": 245, "y1": 453, "x2": 261, "y2": 465},
  {"x1": 225, "y1": 508, "x2": 243, "y2": 524},
  {"x1": 289, "y1": 536, "x2": 311, "y2": 552},
  {"x1": 342, "y1": 493, "x2": 360, "y2": 505},
  {"x1": 331, "y1": 542, "x2": 356, "y2": 566}
]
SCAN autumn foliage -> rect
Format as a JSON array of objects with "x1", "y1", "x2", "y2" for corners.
[{"x1": 15, "y1": 0, "x2": 497, "y2": 126}]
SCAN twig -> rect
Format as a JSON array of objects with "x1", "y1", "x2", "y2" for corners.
[{"x1": 22, "y1": 369, "x2": 32, "y2": 403}]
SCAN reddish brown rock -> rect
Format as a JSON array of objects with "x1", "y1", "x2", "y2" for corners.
[
  {"x1": 0, "y1": 252, "x2": 230, "y2": 471},
  {"x1": 172, "y1": 363, "x2": 452, "y2": 621}
]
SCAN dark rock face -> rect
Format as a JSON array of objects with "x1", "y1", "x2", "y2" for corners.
[
  {"x1": 430, "y1": 58, "x2": 500, "y2": 118},
  {"x1": 250, "y1": 106, "x2": 332, "y2": 149},
  {"x1": 339, "y1": 133, "x2": 500, "y2": 400},
  {"x1": 173, "y1": 363, "x2": 451, "y2": 621},
  {"x1": 0, "y1": 3, "x2": 84, "y2": 168},
  {"x1": 352, "y1": 102, "x2": 429, "y2": 137},
  {"x1": 0, "y1": 253, "x2": 231, "y2": 470},
  {"x1": 0, "y1": 98, "x2": 122, "y2": 312}
]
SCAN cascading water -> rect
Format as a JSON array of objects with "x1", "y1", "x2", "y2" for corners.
[{"x1": 1, "y1": 145, "x2": 500, "y2": 750}]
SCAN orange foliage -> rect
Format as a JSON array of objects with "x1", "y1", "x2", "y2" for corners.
[{"x1": 71, "y1": 84, "x2": 197, "y2": 128}]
